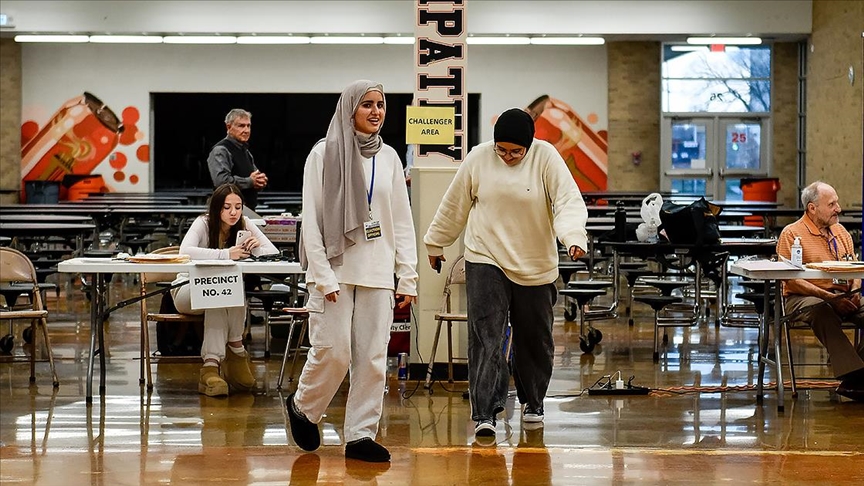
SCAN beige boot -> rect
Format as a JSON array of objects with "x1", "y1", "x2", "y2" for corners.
[
  {"x1": 222, "y1": 347, "x2": 256, "y2": 391},
  {"x1": 199, "y1": 366, "x2": 229, "y2": 397}
]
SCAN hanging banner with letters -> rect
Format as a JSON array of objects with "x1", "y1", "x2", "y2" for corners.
[{"x1": 413, "y1": 0, "x2": 467, "y2": 165}]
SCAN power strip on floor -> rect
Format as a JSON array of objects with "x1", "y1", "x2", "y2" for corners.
[
  {"x1": 587, "y1": 372, "x2": 650, "y2": 396},
  {"x1": 587, "y1": 385, "x2": 650, "y2": 396}
]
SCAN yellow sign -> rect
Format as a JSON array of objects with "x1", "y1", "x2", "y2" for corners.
[{"x1": 405, "y1": 106, "x2": 455, "y2": 145}]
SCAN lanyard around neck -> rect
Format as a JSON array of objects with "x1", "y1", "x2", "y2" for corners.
[{"x1": 366, "y1": 156, "x2": 376, "y2": 209}]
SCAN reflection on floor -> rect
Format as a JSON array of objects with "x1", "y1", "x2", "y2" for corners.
[{"x1": 1, "y1": 276, "x2": 862, "y2": 485}]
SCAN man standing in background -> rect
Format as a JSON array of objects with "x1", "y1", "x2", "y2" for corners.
[{"x1": 208, "y1": 109, "x2": 268, "y2": 210}]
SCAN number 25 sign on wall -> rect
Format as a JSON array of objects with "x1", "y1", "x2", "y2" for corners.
[{"x1": 731, "y1": 132, "x2": 748, "y2": 143}]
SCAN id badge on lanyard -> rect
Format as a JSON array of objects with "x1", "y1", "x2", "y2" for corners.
[{"x1": 365, "y1": 156, "x2": 382, "y2": 241}]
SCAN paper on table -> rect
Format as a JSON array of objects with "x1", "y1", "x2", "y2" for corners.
[
  {"x1": 735, "y1": 259, "x2": 801, "y2": 271},
  {"x1": 193, "y1": 260, "x2": 238, "y2": 266},
  {"x1": 779, "y1": 255, "x2": 805, "y2": 270}
]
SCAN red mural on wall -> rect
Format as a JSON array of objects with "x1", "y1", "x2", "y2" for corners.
[
  {"x1": 527, "y1": 95, "x2": 608, "y2": 191},
  {"x1": 20, "y1": 92, "x2": 150, "y2": 201}
]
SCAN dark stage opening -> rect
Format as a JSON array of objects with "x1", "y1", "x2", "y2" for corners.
[{"x1": 151, "y1": 93, "x2": 480, "y2": 193}]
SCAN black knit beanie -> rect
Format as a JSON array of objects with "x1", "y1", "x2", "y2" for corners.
[{"x1": 494, "y1": 108, "x2": 534, "y2": 150}]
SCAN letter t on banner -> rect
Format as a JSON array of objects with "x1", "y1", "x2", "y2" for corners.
[{"x1": 414, "y1": 0, "x2": 467, "y2": 166}]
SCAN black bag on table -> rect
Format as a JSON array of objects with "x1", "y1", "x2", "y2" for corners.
[
  {"x1": 659, "y1": 198, "x2": 722, "y2": 246},
  {"x1": 155, "y1": 292, "x2": 203, "y2": 357}
]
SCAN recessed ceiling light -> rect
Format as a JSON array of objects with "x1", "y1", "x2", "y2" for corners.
[
  {"x1": 530, "y1": 37, "x2": 605, "y2": 45},
  {"x1": 14, "y1": 35, "x2": 89, "y2": 43},
  {"x1": 163, "y1": 36, "x2": 237, "y2": 44},
  {"x1": 686, "y1": 37, "x2": 762, "y2": 45},
  {"x1": 89, "y1": 35, "x2": 163, "y2": 44},
  {"x1": 383, "y1": 36, "x2": 415, "y2": 45},
  {"x1": 466, "y1": 36, "x2": 530, "y2": 45},
  {"x1": 236, "y1": 36, "x2": 311, "y2": 45},
  {"x1": 310, "y1": 36, "x2": 384, "y2": 45}
]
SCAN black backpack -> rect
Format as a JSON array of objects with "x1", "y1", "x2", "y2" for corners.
[{"x1": 659, "y1": 198, "x2": 722, "y2": 246}]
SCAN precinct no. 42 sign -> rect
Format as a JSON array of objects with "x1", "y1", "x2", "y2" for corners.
[{"x1": 189, "y1": 263, "x2": 245, "y2": 310}]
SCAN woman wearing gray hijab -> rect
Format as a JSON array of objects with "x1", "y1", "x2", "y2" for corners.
[{"x1": 287, "y1": 80, "x2": 418, "y2": 463}]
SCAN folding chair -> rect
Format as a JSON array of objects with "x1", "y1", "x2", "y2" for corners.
[
  {"x1": 139, "y1": 246, "x2": 204, "y2": 389},
  {"x1": 0, "y1": 247, "x2": 59, "y2": 387}
]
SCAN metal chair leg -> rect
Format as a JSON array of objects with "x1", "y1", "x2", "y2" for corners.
[{"x1": 424, "y1": 319, "x2": 444, "y2": 389}]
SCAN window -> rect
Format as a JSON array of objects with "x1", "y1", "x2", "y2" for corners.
[{"x1": 662, "y1": 45, "x2": 771, "y2": 113}]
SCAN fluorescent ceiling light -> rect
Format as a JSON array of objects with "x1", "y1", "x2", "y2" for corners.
[
  {"x1": 530, "y1": 37, "x2": 604, "y2": 45},
  {"x1": 670, "y1": 45, "x2": 709, "y2": 52},
  {"x1": 467, "y1": 36, "x2": 530, "y2": 45},
  {"x1": 163, "y1": 36, "x2": 237, "y2": 44},
  {"x1": 89, "y1": 35, "x2": 163, "y2": 44},
  {"x1": 383, "y1": 36, "x2": 415, "y2": 45},
  {"x1": 310, "y1": 36, "x2": 384, "y2": 45},
  {"x1": 236, "y1": 36, "x2": 311, "y2": 44},
  {"x1": 14, "y1": 35, "x2": 89, "y2": 43},
  {"x1": 687, "y1": 37, "x2": 762, "y2": 45}
]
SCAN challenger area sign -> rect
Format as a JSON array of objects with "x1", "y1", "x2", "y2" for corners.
[{"x1": 405, "y1": 106, "x2": 455, "y2": 145}]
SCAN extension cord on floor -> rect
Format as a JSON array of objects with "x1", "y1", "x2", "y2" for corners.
[{"x1": 587, "y1": 386, "x2": 650, "y2": 396}]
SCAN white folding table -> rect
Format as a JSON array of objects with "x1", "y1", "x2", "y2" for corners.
[
  {"x1": 58, "y1": 257, "x2": 303, "y2": 403},
  {"x1": 729, "y1": 260, "x2": 863, "y2": 411}
]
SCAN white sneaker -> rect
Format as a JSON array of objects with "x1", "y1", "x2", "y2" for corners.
[
  {"x1": 522, "y1": 406, "x2": 544, "y2": 424},
  {"x1": 474, "y1": 419, "x2": 496, "y2": 437}
]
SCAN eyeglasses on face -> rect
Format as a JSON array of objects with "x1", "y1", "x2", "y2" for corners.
[{"x1": 494, "y1": 145, "x2": 526, "y2": 158}]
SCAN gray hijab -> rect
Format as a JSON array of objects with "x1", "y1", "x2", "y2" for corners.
[{"x1": 306, "y1": 80, "x2": 385, "y2": 268}]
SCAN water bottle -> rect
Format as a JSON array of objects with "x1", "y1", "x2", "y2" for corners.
[
  {"x1": 791, "y1": 236, "x2": 803, "y2": 266},
  {"x1": 615, "y1": 201, "x2": 627, "y2": 242}
]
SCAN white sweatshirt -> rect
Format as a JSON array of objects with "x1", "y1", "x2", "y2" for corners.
[
  {"x1": 179, "y1": 215, "x2": 278, "y2": 260},
  {"x1": 301, "y1": 142, "x2": 419, "y2": 296},
  {"x1": 424, "y1": 139, "x2": 588, "y2": 286}
]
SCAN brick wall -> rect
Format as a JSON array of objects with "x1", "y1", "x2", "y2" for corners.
[
  {"x1": 607, "y1": 42, "x2": 661, "y2": 191},
  {"x1": 806, "y1": 0, "x2": 864, "y2": 206},
  {"x1": 0, "y1": 38, "x2": 22, "y2": 205},
  {"x1": 772, "y1": 42, "x2": 800, "y2": 209}
]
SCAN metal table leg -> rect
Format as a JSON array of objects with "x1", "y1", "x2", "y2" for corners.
[
  {"x1": 86, "y1": 272, "x2": 98, "y2": 404},
  {"x1": 773, "y1": 280, "x2": 784, "y2": 412}
]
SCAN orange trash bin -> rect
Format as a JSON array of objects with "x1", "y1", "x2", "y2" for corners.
[{"x1": 740, "y1": 178, "x2": 780, "y2": 227}]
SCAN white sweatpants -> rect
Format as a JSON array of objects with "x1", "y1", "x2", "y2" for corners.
[
  {"x1": 171, "y1": 281, "x2": 247, "y2": 363},
  {"x1": 294, "y1": 284, "x2": 393, "y2": 443}
]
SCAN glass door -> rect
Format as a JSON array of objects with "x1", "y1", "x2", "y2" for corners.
[{"x1": 661, "y1": 116, "x2": 769, "y2": 200}]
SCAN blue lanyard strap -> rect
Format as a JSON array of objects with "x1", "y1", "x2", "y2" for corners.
[
  {"x1": 826, "y1": 228, "x2": 840, "y2": 260},
  {"x1": 366, "y1": 156, "x2": 376, "y2": 209}
]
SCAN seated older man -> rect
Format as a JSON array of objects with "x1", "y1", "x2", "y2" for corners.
[{"x1": 777, "y1": 181, "x2": 863, "y2": 402}]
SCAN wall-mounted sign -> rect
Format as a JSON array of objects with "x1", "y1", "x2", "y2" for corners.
[{"x1": 405, "y1": 106, "x2": 455, "y2": 144}]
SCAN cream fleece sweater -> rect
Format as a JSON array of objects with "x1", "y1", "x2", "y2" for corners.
[
  {"x1": 424, "y1": 139, "x2": 588, "y2": 286},
  {"x1": 301, "y1": 142, "x2": 419, "y2": 296}
]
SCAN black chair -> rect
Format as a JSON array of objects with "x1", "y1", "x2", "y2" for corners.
[{"x1": 633, "y1": 295, "x2": 684, "y2": 362}]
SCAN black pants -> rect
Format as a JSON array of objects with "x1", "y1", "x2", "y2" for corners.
[{"x1": 465, "y1": 262, "x2": 557, "y2": 422}]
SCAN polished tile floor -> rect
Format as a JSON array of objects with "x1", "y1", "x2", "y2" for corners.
[{"x1": 1, "y1": 276, "x2": 863, "y2": 485}]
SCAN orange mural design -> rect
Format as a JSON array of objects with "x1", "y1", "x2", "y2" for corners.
[
  {"x1": 21, "y1": 92, "x2": 150, "y2": 200},
  {"x1": 527, "y1": 95, "x2": 608, "y2": 191},
  {"x1": 21, "y1": 92, "x2": 124, "y2": 183}
]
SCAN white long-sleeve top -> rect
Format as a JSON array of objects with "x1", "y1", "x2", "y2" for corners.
[
  {"x1": 424, "y1": 139, "x2": 588, "y2": 286},
  {"x1": 179, "y1": 215, "x2": 278, "y2": 260},
  {"x1": 301, "y1": 142, "x2": 418, "y2": 296}
]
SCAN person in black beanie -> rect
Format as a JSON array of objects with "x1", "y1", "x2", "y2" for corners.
[{"x1": 424, "y1": 107, "x2": 589, "y2": 443}]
